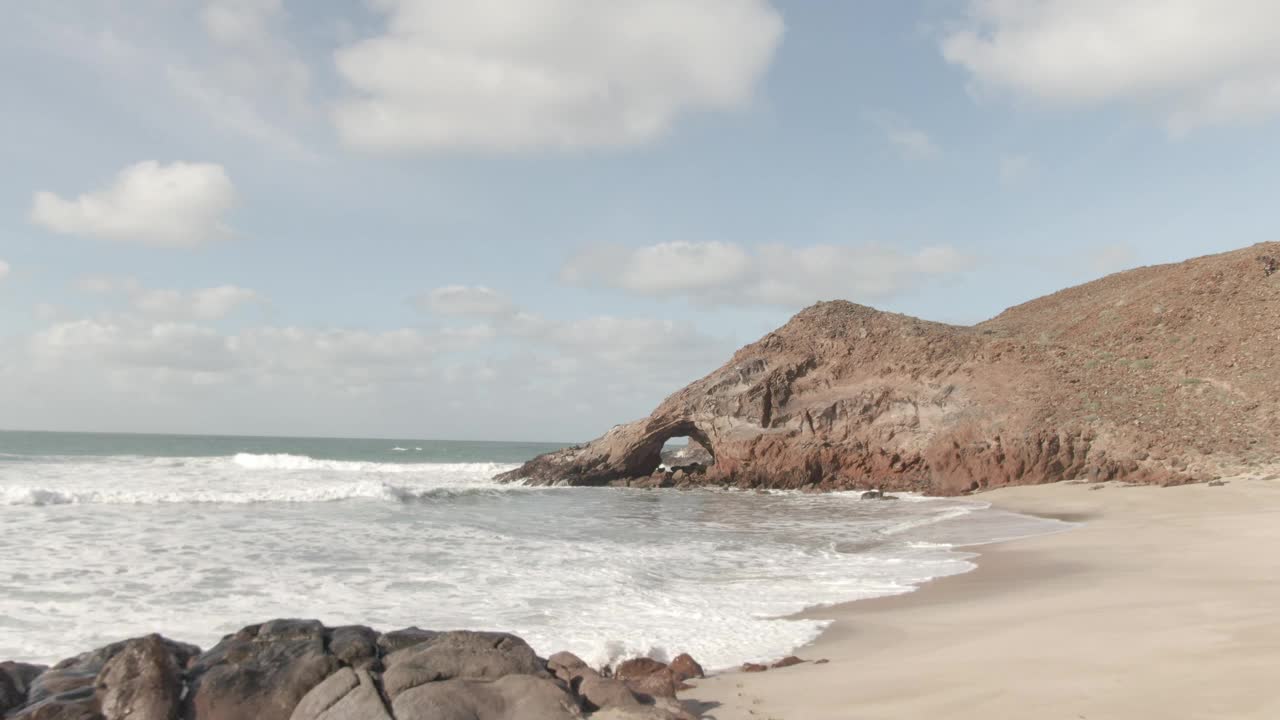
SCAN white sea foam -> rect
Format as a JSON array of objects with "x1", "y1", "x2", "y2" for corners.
[
  {"x1": 0, "y1": 451, "x2": 1069, "y2": 668},
  {"x1": 1, "y1": 454, "x2": 519, "y2": 506},
  {"x1": 230, "y1": 452, "x2": 510, "y2": 474}
]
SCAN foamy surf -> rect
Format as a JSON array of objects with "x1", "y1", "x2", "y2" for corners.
[
  {"x1": 0, "y1": 437, "x2": 1069, "y2": 669},
  {"x1": 0, "y1": 453, "x2": 521, "y2": 506},
  {"x1": 230, "y1": 452, "x2": 512, "y2": 474}
]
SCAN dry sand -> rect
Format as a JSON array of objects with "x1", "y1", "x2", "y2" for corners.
[{"x1": 684, "y1": 476, "x2": 1280, "y2": 720}]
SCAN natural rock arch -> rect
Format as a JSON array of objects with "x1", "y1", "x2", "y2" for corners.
[{"x1": 633, "y1": 421, "x2": 716, "y2": 477}]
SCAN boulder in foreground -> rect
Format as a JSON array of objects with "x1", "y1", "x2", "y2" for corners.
[{"x1": 1, "y1": 622, "x2": 702, "y2": 720}]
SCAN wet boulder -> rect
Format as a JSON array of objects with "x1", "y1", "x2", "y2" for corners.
[
  {"x1": 390, "y1": 675, "x2": 582, "y2": 720},
  {"x1": 96, "y1": 635, "x2": 197, "y2": 720},
  {"x1": 546, "y1": 652, "x2": 590, "y2": 685},
  {"x1": 613, "y1": 658, "x2": 678, "y2": 700},
  {"x1": 381, "y1": 631, "x2": 546, "y2": 699},
  {"x1": 11, "y1": 636, "x2": 196, "y2": 720},
  {"x1": 184, "y1": 619, "x2": 343, "y2": 720},
  {"x1": 572, "y1": 672, "x2": 640, "y2": 713},
  {"x1": 0, "y1": 662, "x2": 47, "y2": 716},
  {"x1": 376, "y1": 627, "x2": 439, "y2": 656},
  {"x1": 327, "y1": 626, "x2": 380, "y2": 670},
  {"x1": 288, "y1": 667, "x2": 391, "y2": 720},
  {"x1": 667, "y1": 654, "x2": 704, "y2": 683}
]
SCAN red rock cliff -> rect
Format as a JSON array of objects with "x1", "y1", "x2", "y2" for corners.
[{"x1": 499, "y1": 243, "x2": 1280, "y2": 494}]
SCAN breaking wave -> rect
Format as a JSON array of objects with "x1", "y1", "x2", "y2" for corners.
[
  {"x1": 0, "y1": 453, "x2": 521, "y2": 506},
  {"x1": 230, "y1": 452, "x2": 511, "y2": 475}
]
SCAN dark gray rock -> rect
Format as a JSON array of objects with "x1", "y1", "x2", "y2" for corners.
[
  {"x1": 184, "y1": 619, "x2": 342, "y2": 720},
  {"x1": 8, "y1": 700, "x2": 101, "y2": 720},
  {"x1": 390, "y1": 675, "x2": 582, "y2": 720},
  {"x1": 326, "y1": 626, "x2": 379, "y2": 669},
  {"x1": 375, "y1": 627, "x2": 439, "y2": 656},
  {"x1": 382, "y1": 631, "x2": 546, "y2": 698},
  {"x1": 0, "y1": 662, "x2": 47, "y2": 715}
]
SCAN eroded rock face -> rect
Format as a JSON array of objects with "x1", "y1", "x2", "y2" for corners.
[{"x1": 501, "y1": 243, "x2": 1280, "y2": 494}]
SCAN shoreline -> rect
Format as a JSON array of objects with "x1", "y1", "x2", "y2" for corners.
[{"x1": 683, "y1": 476, "x2": 1280, "y2": 719}]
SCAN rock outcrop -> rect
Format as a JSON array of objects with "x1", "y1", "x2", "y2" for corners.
[
  {"x1": 1, "y1": 623, "x2": 701, "y2": 720},
  {"x1": 500, "y1": 243, "x2": 1280, "y2": 494}
]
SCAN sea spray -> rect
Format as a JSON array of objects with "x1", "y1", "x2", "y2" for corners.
[{"x1": 0, "y1": 434, "x2": 1067, "y2": 669}]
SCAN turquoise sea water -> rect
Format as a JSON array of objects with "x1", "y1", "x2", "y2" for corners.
[{"x1": 0, "y1": 430, "x2": 1066, "y2": 669}]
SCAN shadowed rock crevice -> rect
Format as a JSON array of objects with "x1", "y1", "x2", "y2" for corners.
[{"x1": 500, "y1": 243, "x2": 1280, "y2": 494}]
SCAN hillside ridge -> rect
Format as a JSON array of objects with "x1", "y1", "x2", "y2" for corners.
[{"x1": 500, "y1": 243, "x2": 1280, "y2": 494}]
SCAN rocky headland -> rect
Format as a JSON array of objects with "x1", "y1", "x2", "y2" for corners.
[
  {"x1": 500, "y1": 243, "x2": 1280, "y2": 494},
  {"x1": 0, "y1": 620, "x2": 711, "y2": 720}
]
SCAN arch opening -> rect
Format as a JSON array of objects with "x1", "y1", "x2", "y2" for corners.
[
  {"x1": 661, "y1": 435, "x2": 714, "y2": 470},
  {"x1": 629, "y1": 421, "x2": 716, "y2": 480}
]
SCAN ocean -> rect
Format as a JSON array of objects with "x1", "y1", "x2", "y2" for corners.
[{"x1": 0, "y1": 430, "x2": 1067, "y2": 669}]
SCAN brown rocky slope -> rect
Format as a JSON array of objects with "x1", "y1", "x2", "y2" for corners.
[{"x1": 499, "y1": 243, "x2": 1280, "y2": 495}]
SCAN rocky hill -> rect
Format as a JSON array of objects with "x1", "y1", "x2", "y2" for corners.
[{"x1": 499, "y1": 244, "x2": 1280, "y2": 495}]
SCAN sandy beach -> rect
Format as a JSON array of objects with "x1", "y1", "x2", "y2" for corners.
[{"x1": 685, "y1": 476, "x2": 1280, "y2": 720}]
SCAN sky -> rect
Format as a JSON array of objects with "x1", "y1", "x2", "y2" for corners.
[{"x1": 3, "y1": 0, "x2": 1280, "y2": 441}]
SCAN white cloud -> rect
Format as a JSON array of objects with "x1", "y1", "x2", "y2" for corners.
[
  {"x1": 31, "y1": 161, "x2": 237, "y2": 248},
  {"x1": 134, "y1": 286, "x2": 261, "y2": 320},
  {"x1": 78, "y1": 275, "x2": 142, "y2": 295},
  {"x1": 422, "y1": 285, "x2": 517, "y2": 316},
  {"x1": 11, "y1": 296, "x2": 731, "y2": 438},
  {"x1": 562, "y1": 242, "x2": 973, "y2": 307},
  {"x1": 79, "y1": 276, "x2": 261, "y2": 320},
  {"x1": 885, "y1": 127, "x2": 936, "y2": 158},
  {"x1": 559, "y1": 241, "x2": 753, "y2": 295},
  {"x1": 30, "y1": 319, "x2": 238, "y2": 372},
  {"x1": 332, "y1": 0, "x2": 784, "y2": 152},
  {"x1": 0, "y1": 260, "x2": 9, "y2": 280},
  {"x1": 201, "y1": 0, "x2": 283, "y2": 47},
  {"x1": 868, "y1": 112, "x2": 937, "y2": 159},
  {"x1": 169, "y1": 1, "x2": 314, "y2": 157},
  {"x1": 999, "y1": 153, "x2": 1033, "y2": 186},
  {"x1": 7, "y1": 3, "x2": 315, "y2": 157},
  {"x1": 941, "y1": 1, "x2": 1280, "y2": 134},
  {"x1": 887, "y1": 126, "x2": 938, "y2": 158},
  {"x1": 27, "y1": 318, "x2": 439, "y2": 380},
  {"x1": 167, "y1": 65, "x2": 314, "y2": 158}
]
